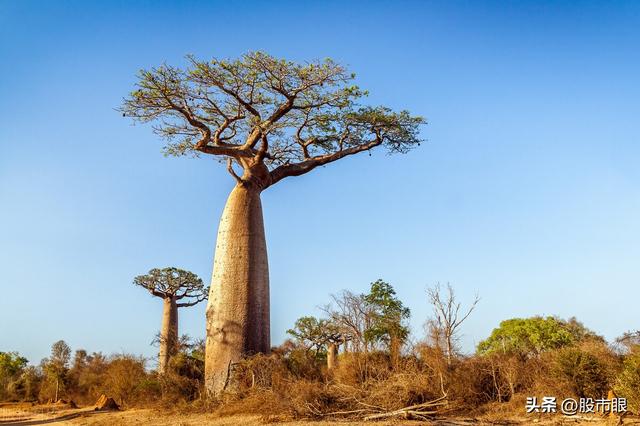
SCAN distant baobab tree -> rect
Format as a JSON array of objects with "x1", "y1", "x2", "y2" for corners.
[
  {"x1": 122, "y1": 51, "x2": 424, "y2": 395},
  {"x1": 134, "y1": 267, "x2": 208, "y2": 374},
  {"x1": 287, "y1": 316, "x2": 348, "y2": 371}
]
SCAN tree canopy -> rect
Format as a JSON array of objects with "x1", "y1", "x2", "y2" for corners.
[
  {"x1": 133, "y1": 267, "x2": 208, "y2": 307},
  {"x1": 477, "y1": 316, "x2": 602, "y2": 357},
  {"x1": 363, "y1": 279, "x2": 411, "y2": 346},
  {"x1": 0, "y1": 352, "x2": 28, "y2": 378},
  {"x1": 287, "y1": 316, "x2": 343, "y2": 354},
  {"x1": 121, "y1": 51, "x2": 424, "y2": 189}
]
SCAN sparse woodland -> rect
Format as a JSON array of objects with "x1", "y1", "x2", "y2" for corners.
[
  {"x1": 3, "y1": 53, "x2": 638, "y2": 423},
  {"x1": 2, "y1": 281, "x2": 639, "y2": 421}
]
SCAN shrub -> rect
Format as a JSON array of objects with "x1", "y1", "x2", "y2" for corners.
[
  {"x1": 103, "y1": 355, "x2": 158, "y2": 407},
  {"x1": 551, "y1": 345, "x2": 615, "y2": 399},
  {"x1": 159, "y1": 352, "x2": 205, "y2": 403},
  {"x1": 615, "y1": 349, "x2": 640, "y2": 414}
]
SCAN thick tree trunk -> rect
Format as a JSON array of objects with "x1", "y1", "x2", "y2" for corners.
[
  {"x1": 159, "y1": 296, "x2": 178, "y2": 374},
  {"x1": 205, "y1": 184, "x2": 270, "y2": 396},
  {"x1": 327, "y1": 342, "x2": 338, "y2": 371}
]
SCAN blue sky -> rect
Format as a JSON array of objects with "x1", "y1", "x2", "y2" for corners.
[{"x1": 1, "y1": 0, "x2": 639, "y2": 365}]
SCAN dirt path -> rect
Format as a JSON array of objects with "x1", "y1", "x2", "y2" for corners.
[{"x1": 0, "y1": 404, "x2": 632, "y2": 425}]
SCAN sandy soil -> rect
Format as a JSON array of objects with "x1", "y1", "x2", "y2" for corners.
[{"x1": 0, "y1": 403, "x2": 634, "y2": 425}]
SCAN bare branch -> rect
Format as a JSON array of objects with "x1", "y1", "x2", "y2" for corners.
[
  {"x1": 269, "y1": 136, "x2": 381, "y2": 185},
  {"x1": 226, "y1": 158, "x2": 244, "y2": 185}
]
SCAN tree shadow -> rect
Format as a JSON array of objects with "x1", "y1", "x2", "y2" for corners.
[{"x1": 0, "y1": 409, "x2": 111, "y2": 425}]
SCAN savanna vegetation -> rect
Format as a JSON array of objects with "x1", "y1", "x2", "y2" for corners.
[
  {"x1": 121, "y1": 51, "x2": 424, "y2": 396},
  {"x1": 2, "y1": 281, "x2": 638, "y2": 422},
  {"x1": 3, "y1": 53, "x2": 637, "y2": 424}
]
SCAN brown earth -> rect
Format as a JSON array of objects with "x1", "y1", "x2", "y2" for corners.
[{"x1": 0, "y1": 403, "x2": 635, "y2": 425}]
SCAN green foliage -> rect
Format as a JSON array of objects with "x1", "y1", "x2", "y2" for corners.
[
  {"x1": 0, "y1": 352, "x2": 28, "y2": 378},
  {"x1": 615, "y1": 349, "x2": 640, "y2": 414},
  {"x1": 287, "y1": 316, "x2": 338, "y2": 355},
  {"x1": 40, "y1": 340, "x2": 71, "y2": 401},
  {"x1": 121, "y1": 51, "x2": 424, "y2": 177},
  {"x1": 133, "y1": 267, "x2": 208, "y2": 306},
  {"x1": 0, "y1": 352, "x2": 28, "y2": 400},
  {"x1": 477, "y1": 316, "x2": 598, "y2": 356},
  {"x1": 283, "y1": 347, "x2": 324, "y2": 380},
  {"x1": 363, "y1": 279, "x2": 410, "y2": 346}
]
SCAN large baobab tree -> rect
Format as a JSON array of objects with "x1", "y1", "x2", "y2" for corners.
[
  {"x1": 122, "y1": 52, "x2": 424, "y2": 395},
  {"x1": 134, "y1": 267, "x2": 208, "y2": 374}
]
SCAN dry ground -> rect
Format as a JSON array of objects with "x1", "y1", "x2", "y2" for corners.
[{"x1": 0, "y1": 403, "x2": 636, "y2": 425}]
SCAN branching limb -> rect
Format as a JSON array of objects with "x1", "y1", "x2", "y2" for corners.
[
  {"x1": 122, "y1": 52, "x2": 425, "y2": 185},
  {"x1": 133, "y1": 267, "x2": 208, "y2": 306},
  {"x1": 269, "y1": 136, "x2": 381, "y2": 186},
  {"x1": 226, "y1": 158, "x2": 244, "y2": 185}
]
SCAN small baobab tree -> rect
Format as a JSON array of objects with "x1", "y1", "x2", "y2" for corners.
[
  {"x1": 134, "y1": 267, "x2": 208, "y2": 374},
  {"x1": 122, "y1": 51, "x2": 424, "y2": 395},
  {"x1": 287, "y1": 316, "x2": 347, "y2": 371}
]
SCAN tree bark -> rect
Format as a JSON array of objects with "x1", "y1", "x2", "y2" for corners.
[
  {"x1": 445, "y1": 334, "x2": 453, "y2": 366},
  {"x1": 327, "y1": 342, "x2": 338, "y2": 371},
  {"x1": 205, "y1": 184, "x2": 270, "y2": 396},
  {"x1": 159, "y1": 296, "x2": 178, "y2": 374},
  {"x1": 390, "y1": 335, "x2": 400, "y2": 370}
]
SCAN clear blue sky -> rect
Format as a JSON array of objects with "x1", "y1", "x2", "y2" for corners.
[{"x1": 1, "y1": 0, "x2": 639, "y2": 366}]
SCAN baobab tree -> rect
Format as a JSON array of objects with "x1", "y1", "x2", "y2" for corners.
[
  {"x1": 134, "y1": 267, "x2": 208, "y2": 374},
  {"x1": 287, "y1": 316, "x2": 347, "y2": 371},
  {"x1": 122, "y1": 51, "x2": 424, "y2": 395}
]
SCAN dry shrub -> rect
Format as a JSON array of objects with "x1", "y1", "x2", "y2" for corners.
[
  {"x1": 214, "y1": 351, "x2": 444, "y2": 418},
  {"x1": 158, "y1": 352, "x2": 204, "y2": 405},
  {"x1": 102, "y1": 355, "x2": 159, "y2": 407},
  {"x1": 282, "y1": 348, "x2": 324, "y2": 381},
  {"x1": 285, "y1": 381, "x2": 339, "y2": 417},
  {"x1": 230, "y1": 353, "x2": 290, "y2": 393},
  {"x1": 547, "y1": 341, "x2": 620, "y2": 399},
  {"x1": 219, "y1": 353, "x2": 339, "y2": 418},
  {"x1": 474, "y1": 394, "x2": 530, "y2": 421},
  {"x1": 615, "y1": 347, "x2": 640, "y2": 414},
  {"x1": 332, "y1": 351, "x2": 392, "y2": 385},
  {"x1": 448, "y1": 356, "x2": 501, "y2": 407},
  {"x1": 153, "y1": 334, "x2": 632, "y2": 419},
  {"x1": 67, "y1": 353, "x2": 109, "y2": 404},
  {"x1": 364, "y1": 371, "x2": 438, "y2": 411}
]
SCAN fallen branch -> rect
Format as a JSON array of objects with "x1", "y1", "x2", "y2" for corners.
[
  {"x1": 363, "y1": 394, "x2": 449, "y2": 421},
  {"x1": 321, "y1": 408, "x2": 376, "y2": 417}
]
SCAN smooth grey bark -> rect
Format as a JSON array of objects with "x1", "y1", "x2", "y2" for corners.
[
  {"x1": 205, "y1": 184, "x2": 270, "y2": 396},
  {"x1": 158, "y1": 296, "x2": 178, "y2": 374}
]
